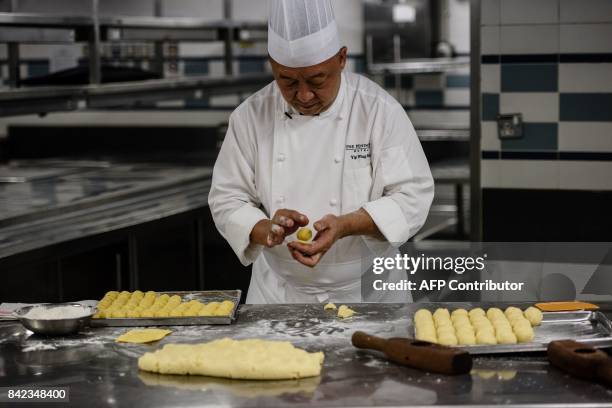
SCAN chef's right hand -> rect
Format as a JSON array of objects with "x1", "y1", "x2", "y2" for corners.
[{"x1": 250, "y1": 209, "x2": 309, "y2": 248}]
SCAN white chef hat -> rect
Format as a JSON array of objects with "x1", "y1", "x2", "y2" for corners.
[{"x1": 268, "y1": 0, "x2": 341, "y2": 68}]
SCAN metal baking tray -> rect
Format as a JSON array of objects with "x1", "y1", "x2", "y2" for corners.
[
  {"x1": 458, "y1": 311, "x2": 612, "y2": 355},
  {"x1": 89, "y1": 290, "x2": 241, "y2": 327}
]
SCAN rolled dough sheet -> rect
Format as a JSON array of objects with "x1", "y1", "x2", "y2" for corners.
[
  {"x1": 138, "y1": 338, "x2": 324, "y2": 380},
  {"x1": 116, "y1": 329, "x2": 172, "y2": 343}
]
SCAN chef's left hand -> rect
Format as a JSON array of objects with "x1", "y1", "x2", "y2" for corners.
[{"x1": 287, "y1": 214, "x2": 344, "y2": 267}]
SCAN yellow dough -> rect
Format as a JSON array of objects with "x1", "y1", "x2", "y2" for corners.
[
  {"x1": 468, "y1": 308, "x2": 485, "y2": 318},
  {"x1": 296, "y1": 228, "x2": 313, "y2": 242},
  {"x1": 476, "y1": 331, "x2": 497, "y2": 345},
  {"x1": 337, "y1": 305, "x2": 355, "y2": 319},
  {"x1": 524, "y1": 306, "x2": 543, "y2": 326},
  {"x1": 438, "y1": 334, "x2": 458, "y2": 346},
  {"x1": 457, "y1": 332, "x2": 477, "y2": 345},
  {"x1": 324, "y1": 303, "x2": 337, "y2": 311},
  {"x1": 198, "y1": 302, "x2": 220, "y2": 316},
  {"x1": 213, "y1": 300, "x2": 235, "y2": 317},
  {"x1": 116, "y1": 329, "x2": 172, "y2": 344},
  {"x1": 514, "y1": 324, "x2": 535, "y2": 342},
  {"x1": 496, "y1": 329, "x2": 518, "y2": 344},
  {"x1": 138, "y1": 338, "x2": 324, "y2": 380}
]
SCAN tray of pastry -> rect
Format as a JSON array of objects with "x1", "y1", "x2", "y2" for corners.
[
  {"x1": 90, "y1": 290, "x2": 241, "y2": 327},
  {"x1": 413, "y1": 305, "x2": 612, "y2": 355}
]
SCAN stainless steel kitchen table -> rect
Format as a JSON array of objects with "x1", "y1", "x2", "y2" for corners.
[{"x1": 1, "y1": 303, "x2": 612, "y2": 407}]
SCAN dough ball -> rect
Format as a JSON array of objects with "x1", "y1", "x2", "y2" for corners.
[
  {"x1": 415, "y1": 309, "x2": 433, "y2": 321},
  {"x1": 337, "y1": 305, "x2": 355, "y2": 319},
  {"x1": 437, "y1": 334, "x2": 458, "y2": 346},
  {"x1": 498, "y1": 371, "x2": 517, "y2": 380},
  {"x1": 524, "y1": 306, "x2": 543, "y2": 326},
  {"x1": 457, "y1": 332, "x2": 476, "y2": 345},
  {"x1": 417, "y1": 334, "x2": 438, "y2": 344},
  {"x1": 213, "y1": 301, "x2": 235, "y2": 316},
  {"x1": 324, "y1": 303, "x2": 337, "y2": 311},
  {"x1": 514, "y1": 325, "x2": 535, "y2": 343},
  {"x1": 486, "y1": 308, "x2": 504, "y2": 321},
  {"x1": 456, "y1": 327, "x2": 475, "y2": 337},
  {"x1": 451, "y1": 309, "x2": 468, "y2": 318},
  {"x1": 476, "y1": 331, "x2": 497, "y2": 345},
  {"x1": 476, "y1": 326, "x2": 495, "y2": 337},
  {"x1": 433, "y1": 308, "x2": 450, "y2": 321},
  {"x1": 472, "y1": 320, "x2": 493, "y2": 331},
  {"x1": 297, "y1": 228, "x2": 313, "y2": 242},
  {"x1": 198, "y1": 302, "x2": 220, "y2": 316},
  {"x1": 451, "y1": 314, "x2": 471, "y2": 325},
  {"x1": 436, "y1": 326, "x2": 456, "y2": 337},
  {"x1": 435, "y1": 320, "x2": 454, "y2": 331},
  {"x1": 496, "y1": 330, "x2": 517, "y2": 344},
  {"x1": 512, "y1": 319, "x2": 532, "y2": 331},
  {"x1": 476, "y1": 370, "x2": 496, "y2": 379},
  {"x1": 505, "y1": 306, "x2": 522, "y2": 317},
  {"x1": 468, "y1": 308, "x2": 486, "y2": 319}
]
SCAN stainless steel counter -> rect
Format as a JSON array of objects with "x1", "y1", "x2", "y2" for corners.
[
  {"x1": 0, "y1": 160, "x2": 213, "y2": 259},
  {"x1": 1, "y1": 303, "x2": 611, "y2": 407}
]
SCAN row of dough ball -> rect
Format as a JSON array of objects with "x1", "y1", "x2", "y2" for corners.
[
  {"x1": 414, "y1": 306, "x2": 542, "y2": 346},
  {"x1": 93, "y1": 291, "x2": 234, "y2": 318}
]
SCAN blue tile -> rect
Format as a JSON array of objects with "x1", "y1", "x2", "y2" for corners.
[
  {"x1": 184, "y1": 98, "x2": 210, "y2": 108},
  {"x1": 415, "y1": 90, "x2": 443, "y2": 107},
  {"x1": 501, "y1": 63, "x2": 558, "y2": 92},
  {"x1": 239, "y1": 58, "x2": 265, "y2": 74},
  {"x1": 184, "y1": 59, "x2": 209, "y2": 76},
  {"x1": 560, "y1": 93, "x2": 612, "y2": 121},
  {"x1": 482, "y1": 93, "x2": 499, "y2": 121},
  {"x1": 351, "y1": 56, "x2": 366, "y2": 73},
  {"x1": 446, "y1": 74, "x2": 470, "y2": 88},
  {"x1": 502, "y1": 123, "x2": 558, "y2": 151}
]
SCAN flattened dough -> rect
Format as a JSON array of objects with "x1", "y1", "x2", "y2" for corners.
[
  {"x1": 116, "y1": 329, "x2": 172, "y2": 343},
  {"x1": 337, "y1": 305, "x2": 355, "y2": 318},
  {"x1": 138, "y1": 338, "x2": 324, "y2": 380}
]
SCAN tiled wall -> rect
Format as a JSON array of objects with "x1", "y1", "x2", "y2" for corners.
[{"x1": 480, "y1": 0, "x2": 612, "y2": 191}]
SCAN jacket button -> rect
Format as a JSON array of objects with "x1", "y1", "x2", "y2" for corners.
[
  {"x1": 277, "y1": 154, "x2": 285, "y2": 162},
  {"x1": 334, "y1": 156, "x2": 342, "y2": 163},
  {"x1": 330, "y1": 198, "x2": 337, "y2": 207}
]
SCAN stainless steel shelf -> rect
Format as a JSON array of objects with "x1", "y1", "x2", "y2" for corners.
[
  {"x1": 368, "y1": 57, "x2": 470, "y2": 75},
  {"x1": 416, "y1": 128, "x2": 470, "y2": 142},
  {"x1": 0, "y1": 73, "x2": 272, "y2": 117}
]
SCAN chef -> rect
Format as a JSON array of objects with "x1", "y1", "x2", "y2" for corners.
[{"x1": 209, "y1": 0, "x2": 434, "y2": 304}]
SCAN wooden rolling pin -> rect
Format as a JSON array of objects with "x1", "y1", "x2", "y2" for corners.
[
  {"x1": 547, "y1": 340, "x2": 612, "y2": 388},
  {"x1": 352, "y1": 331, "x2": 472, "y2": 375}
]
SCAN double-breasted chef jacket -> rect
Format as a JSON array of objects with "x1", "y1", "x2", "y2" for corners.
[{"x1": 209, "y1": 72, "x2": 434, "y2": 304}]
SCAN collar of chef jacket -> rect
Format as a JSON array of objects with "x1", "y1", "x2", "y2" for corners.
[{"x1": 279, "y1": 72, "x2": 347, "y2": 122}]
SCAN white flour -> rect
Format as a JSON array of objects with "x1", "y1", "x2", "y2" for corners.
[{"x1": 23, "y1": 305, "x2": 91, "y2": 320}]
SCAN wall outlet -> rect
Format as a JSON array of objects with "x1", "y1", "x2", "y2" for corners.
[{"x1": 497, "y1": 113, "x2": 523, "y2": 139}]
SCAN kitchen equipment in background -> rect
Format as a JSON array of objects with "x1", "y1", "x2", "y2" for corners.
[{"x1": 364, "y1": 0, "x2": 442, "y2": 62}]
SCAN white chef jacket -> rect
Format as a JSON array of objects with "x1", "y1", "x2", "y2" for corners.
[{"x1": 208, "y1": 72, "x2": 434, "y2": 304}]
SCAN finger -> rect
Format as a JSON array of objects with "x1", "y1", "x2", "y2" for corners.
[
  {"x1": 287, "y1": 241, "x2": 316, "y2": 256},
  {"x1": 272, "y1": 214, "x2": 294, "y2": 229},
  {"x1": 290, "y1": 248, "x2": 322, "y2": 268},
  {"x1": 313, "y1": 219, "x2": 330, "y2": 232},
  {"x1": 279, "y1": 209, "x2": 309, "y2": 226}
]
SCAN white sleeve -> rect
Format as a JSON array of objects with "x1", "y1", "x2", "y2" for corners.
[
  {"x1": 208, "y1": 110, "x2": 268, "y2": 266},
  {"x1": 362, "y1": 103, "x2": 434, "y2": 245}
]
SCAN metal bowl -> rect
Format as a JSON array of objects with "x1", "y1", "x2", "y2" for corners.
[{"x1": 14, "y1": 303, "x2": 95, "y2": 336}]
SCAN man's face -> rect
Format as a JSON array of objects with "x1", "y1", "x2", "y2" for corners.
[{"x1": 270, "y1": 47, "x2": 348, "y2": 116}]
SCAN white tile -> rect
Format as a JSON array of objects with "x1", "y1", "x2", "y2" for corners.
[
  {"x1": 559, "y1": 122, "x2": 612, "y2": 152},
  {"x1": 499, "y1": 160, "x2": 559, "y2": 189},
  {"x1": 559, "y1": 161, "x2": 612, "y2": 190},
  {"x1": 481, "y1": 26, "x2": 500, "y2": 55},
  {"x1": 561, "y1": 24, "x2": 612, "y2": 53},
  {"x1": 481, "y1": 158, "x2": 501, "y2": 188},
  {"x1": 501, "y1": 25, "x2": 559, "y2": 54},
  {"x1": 444, "y1": 89, "x2": 470, "y2": 106},
  {"x1": 560, "y1": 0, "x2": 612, "y2": 23},
  {"x1": 500, "y1": 93, "x2": 559, "y2": 122},
  {"x1": 559, "y1": 64, "x2": 612, "y2": 92},
  {"x1": 481, "y1": 121, "x2": 502, "y2": 151},
  {"x1": 500, "y1": 0, "x2": 559, "y2": 25},
  {"x1": 481, "y1": 0, "x2": 500, "y2": 25},
  {"x1": 481, "y1": 64, "x2": 500, "y2": 93},
  {"x1": 408, "y1": 110, "x2": 470, "y2": 128},
  {"x1": 208, "y1": 61, "x2": 226, "y2": 78}
]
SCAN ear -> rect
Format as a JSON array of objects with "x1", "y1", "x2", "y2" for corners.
[{"x1": 338, "y1": 47, "x2": 348, "y2": 70}]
